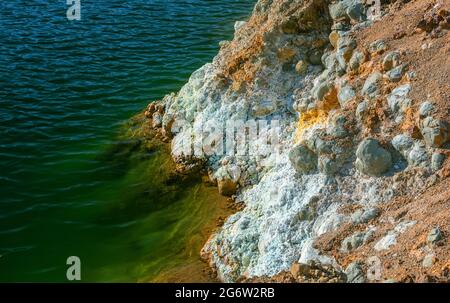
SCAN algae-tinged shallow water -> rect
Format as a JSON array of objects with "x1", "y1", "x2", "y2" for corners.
[{"x1": 0, "y1": 0, "x2": 255, "y2": 282}]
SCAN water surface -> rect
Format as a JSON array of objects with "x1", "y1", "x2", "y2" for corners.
[{"x1": 0, "y1": 0, "x2": 255, "y2": 282}]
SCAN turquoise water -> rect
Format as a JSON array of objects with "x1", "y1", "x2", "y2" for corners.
[{"x1": 0, "y1": 0, "x2": 255, "y2": 282}]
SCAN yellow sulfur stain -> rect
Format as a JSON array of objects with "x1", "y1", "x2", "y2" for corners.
[{"x1": 294, "y1": 109, "x2": 329, "y2": 143}]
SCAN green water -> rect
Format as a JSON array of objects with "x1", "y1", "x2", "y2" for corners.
[{"x1": 0, "y1": 0, "x2": 255, "y2": 282}]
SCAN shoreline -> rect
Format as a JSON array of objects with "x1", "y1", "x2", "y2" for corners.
[{"x1": 129, "y1": 111, "x2": 243, "y2": 282}]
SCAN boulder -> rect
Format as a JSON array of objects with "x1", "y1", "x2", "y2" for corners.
[
  {"x1": 346, "y1": 1, "x2": 366, "y2": 22},
  {"x1": 427, "y1": 227, "x2": 443, "y2": 245},
  {"x1": 362, "y1": 72, "x2": 382, "y2": 98},
  {"x1": 348, "y1": 50, "x2": 366, "y2": 71},
  {"x1": 355, "y1": 139, "x2": 392, "y2": 176},
  {"x1": 391, "y1": 134, "x2": 414, "y2": 158},
  {"x1": 289, "y1": 144, "x2": 318, "y2": 174},
  {"x1": 327, "y1": 114, "x2": 348, "y2": 138},
  {"x1": 345, "y1": 262, "x2": 365, "y2": 283},
  {"x1": 318, "y1": 155, "x2": 342, "y2": 176},
  {"x1": 314, "y1": 81, "x2": 333, "y2": 101},
  {"x1": 407, "y1": 142, "x2": 429, "y2": 167},
  {"x1": 336, "y1": 35, "x2": 357, "y2": 69},
  {"x1": 356, "y1": 100, "x2": 369, "y2": 122},
  {"x1": 419, "y1": 101, "x2": 434, "y2": 118},
  {"x1": 420, "y1": 117, "x2": 449, "y2": 147},
  {"x1": 351, "y1": 207, "x2": 380, "y2": 224},
  {"x1": 329, "y1": 2, "x2": 347, "y2": 20},
  {"x1": 385, "y1": 64, "x2": 406, "y2": 82},
  {"x1": 382, "y1": 51, "x2": 400, "y2": 71},
  {"x1": 387, "y1": 84, "x2": 412, "y2": 115},
  {"x1": 368, "y1": 39, "x2": 387, "y2": 54},
  {"x1": 152, "y1": 112, "x2": 163, "y2": 128},
  {"x1": 338, "y1": 84, "x2": 356, "y2": 106},
  {"x1": 431, "y1": 153, "x2": 446, "y2": 171},
  {"x1": 341, "y1": 232, "x2": 366, "y2": 252}
]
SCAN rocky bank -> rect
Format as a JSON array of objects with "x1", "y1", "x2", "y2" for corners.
[{"x1": 144, "y1": 0, "x2": 449, "y2": 282}]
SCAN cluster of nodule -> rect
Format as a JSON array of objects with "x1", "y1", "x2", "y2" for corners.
[{"x1": 146, "y1": 0, "x2": 449, "y2": 282}]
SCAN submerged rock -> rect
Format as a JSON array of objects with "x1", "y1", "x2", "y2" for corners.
[{"x1": 218, "y1": 179, "x2": 237, "y2": 197}]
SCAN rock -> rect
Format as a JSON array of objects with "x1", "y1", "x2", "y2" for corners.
[
  {"x1": 280, "y1": 18, "x2": 299, "y2": 34},
  {"x1": 338, "y1": 84, "x2": 356, "y2": 106},
  {"x1": 361, "y1": 72, "x2": 382, "y2": 98},
  {"x1": 356, "y1": 100, "x2": 369, "y2": 122},
  {"x1": 314, "y1": 81, "x2": 333, "y2": 101},
  {"x1": 374, "y1": 232, "x2": 397, "y2": 251},
  {"x1": 420, "y1": 117, "x2": 449, "y2": 148},
  {"x1": 382, "y1": 51, "x2": 400, "y2": 71},
  {"x1": 427, "y1": 227, "x2": 443, "y2": 245},
  {"x1": 277, "y1": 47, "x2": 296, "y2": 62},
  {"x1": 290, "y1": 262, "x2": 301, "y2": 277},
  {"x1": 218, "y1": 178, "x2": 237, "y2": 197},
  {"x1": 368, "y1": 39, "x2": 388, "y2": 54},
  {"x1": 329, "y1": 30, "x2": 340, "y2": 48},
  {"x1": 431, "y1": 153, "x2": 446, "y2": 171},
  {"x1": 308, "y1": 50, "x2": 323, "y2": 65},
  {"x1": 383, "y1": 279, "x2": 398, "y2": 283},
  {"x1": 341, "y1": 232, "x2": 366, "y2": 252},
  {"x1": 252, "y1": 100, "x2": 277, "y2": 117},
  {"x1": 406, "y1": 71, "x2": 417, "y2": 81},
  {"x1": 219, "y1": 40, "x2": 230, "y2": 48},
  {"x1": 348, "y1": 50, "x2": 366, "y2": 71},
  {"x1": 387, "y1": 84, "x2": 412, "y2": 115},
  {"x1": 355, "y1": 139, "x2": 392, "y2": 176},
  {"x1": 392, "y1": 134, "x2": 414, "y2": 158},
  {"x1": 419, "y1": 101, "x2": 434, "y2": 118},
  {"x1": 295, "y1": 60, "x2": 308, "y2": 74},
  {"x1": 234, "y1": 21, "x2": 247, "y2": 32},
  {"x1": 329, "y1": 2, "x2": 347, "y2": 20},
  {"x1": 407, "y1": 142, "x2": 429, "y2": 167},
  {"x1": 385, "y1": 64, "x2": 406, "y2": 82},
  {"x1": 152, "y1": 112, "x2": 162, "y2": 128},
  {"x1": 318, "y1": 155, "x2": 342, "y2": 176},
  {"x1": 345, "y1": 262, "x2": 365, "y2": 283},
  {"x1": 346, "y1": 1, "x2": 366, "y2": 22},
  {"x1": 322, "y1": 51, "x2": 338, "y2": 70},
  {"x1": 332, "y1": 22, "x2": 349, "y2": 31},
  {"x1": 422, "y1": 254, "x2": 437, "y2": 268},
  {"x1": 351, "y1": 207, "x2": 380, "y2": 224},
  {"x1": 327, "y1": 114, "x2": 348, "y2": 138},
  {"x1": 336, "y1": 35, "x2": 357, "y2": 69},
  {"x1": 289, "y1": 144, "x2": 318, "y2": 174}
]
